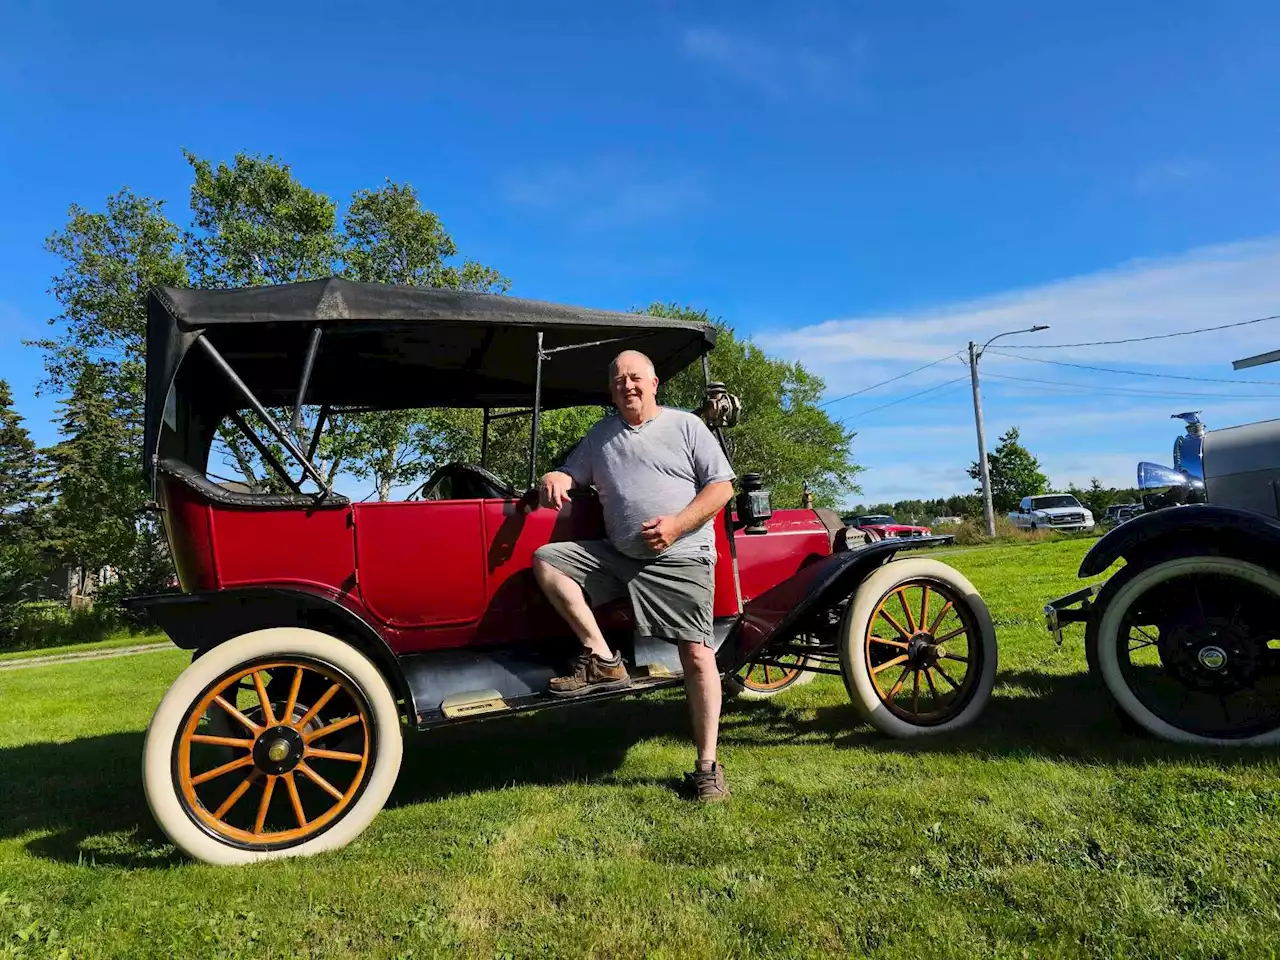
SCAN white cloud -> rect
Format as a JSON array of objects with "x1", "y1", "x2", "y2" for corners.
[
  {"x1": 766, "y1": 239, "x2": 1280, "y2": 506},
  {"x1": 679, "y1": 25, "x2": 867, "y2": 102},
  {"x1": 502, "y1": 157, "x2": 704, "y2": 231}
]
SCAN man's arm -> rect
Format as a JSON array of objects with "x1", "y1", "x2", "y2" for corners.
[{"x1": 640, "y1": 480, "x2": 735, "y2": 553}]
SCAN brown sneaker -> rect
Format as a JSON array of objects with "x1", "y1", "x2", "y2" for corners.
[
  {"x1": 685, "y1": 761, "x2": 730, "y2": 803},
  {"x1": 547, "y1": 650, "x2": 632, "y2": 698}
]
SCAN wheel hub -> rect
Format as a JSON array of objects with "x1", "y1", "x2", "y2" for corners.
[
  {"x1": 1159, "y1": 616, "x2": 1262, "y2": 692},
  {"x1": 906, "y1": 633, "x2": 941, "y2": 667},
  {"x1": 252, "y1": 725, "x2": 304, "y2": 775}
]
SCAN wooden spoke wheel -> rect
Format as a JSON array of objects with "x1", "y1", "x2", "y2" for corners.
[
  {"x1": 735, "y1": 638, "x2": 819, "y2": 699},
  {"x1": 144, "y1": 629, "x2": 402, "y2": 865},
  {"x1": 1088, "y1": 555, "x2": 1280, "y2": 746},
  {"x1": 839, "y1": 558, "x2": 997, "y2": 738}
]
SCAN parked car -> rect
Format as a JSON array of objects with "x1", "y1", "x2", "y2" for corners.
[
  {"x1": 1008, "y1": 494, "x2": 1095, "y2": 532},
  {"x1": 1046, "y1": 408, "x2": 1280, "y2": 745},
  {"x1": 1103, "y1": 503, "x2": 1142, "y2": 526},
  {"x1": 126, "y1": 278, "x2": 998, "y2": 864},
  {"x1": 842, "y1": 514, "x2": 934, "y2": 538}
]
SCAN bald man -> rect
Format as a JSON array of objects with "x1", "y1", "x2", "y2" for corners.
[{"x1": 532, "y1": 350, "x2": 737, "y2": 801}]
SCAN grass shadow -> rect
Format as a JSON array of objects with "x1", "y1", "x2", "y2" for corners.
[
  {"x1": 744, "y1": 668, "x2": 1280, "y2": 769},
  {"x1": 0, "y1": 731, "x2": 183, "y2": 868}
]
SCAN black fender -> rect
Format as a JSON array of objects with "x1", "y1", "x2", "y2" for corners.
[
  {"x1": 123, "y1": 587, "x2": 416, "y2": 721},
  {"x1": 722, "y1": 535, "x2": 954, "y2": 672},
  {"x1": 1080, "y1": 504, "x2": 1280, "y2": 578}
]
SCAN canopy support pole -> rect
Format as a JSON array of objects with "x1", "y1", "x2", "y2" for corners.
[
  {"x1": 481, "y1": 408, "x2": 491, "y2": 468},
  {"x1": 197, "y1": 336, "x2": 331, "y2": 494},
  {"x1": 529, "y1": 332, "x2": 544, "y2": 489},
  {"x1": 291, "y1": 326, "x2": 323, "y2": 440},
  {"x1": 306, "y1": 404, "x2": 329, "y2": 463},
  {"x1": 702, "y1": 352, "x2": 711, "y2": 387},
  {"x1": 227, "y1": 411, "x2": 303, "y2": 495}
]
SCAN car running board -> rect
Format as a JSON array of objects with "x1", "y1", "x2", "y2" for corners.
[{"x1": 421, "y1": 673, "x2": 685, "y2": 729}]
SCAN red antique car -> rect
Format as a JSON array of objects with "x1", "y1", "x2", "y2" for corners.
[{"x1": 129, "y1": 279, "x2": 997, "y2": 864}]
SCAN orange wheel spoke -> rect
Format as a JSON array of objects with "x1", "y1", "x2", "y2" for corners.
[
  {"x1": 935, "y1": 663, "x2": 960, "y2": 689},
  {"x1": 213, "y1": 696, "x2": 262, "y2": 735},
  {"x1": 212, "y1": 771, "x2": 258, "y2": 819},
  {"x1": 252, "y1": 671, "x2": 276, "y2": 726},
  {"x1": 898, "y1": 589, "x2": 918, "y2": 634},
  {"x1": 298, "y1": 762, "x2": 345, "y2": 802},
  {"x1": 935, "y1": 625, "x2": 968, "y2": 644},
  {"x1": 919, "y1": 586, "x2": 930, "y2": 637},
  {"x1": 190, "y1": 734, "x2": 255, "y2": 749},
  {"x1": 284, "y1": 772, "x2": 308, "y2": 828},
  {"x1": 911, "y1": 669, "x2": 920, "y2": 714},
  {"x1": 255, "y1": 774, "x2": 277, "y2": 835},
  {"x1": 296, "y1": 683, "x2": 341, "y2": 729},
  {"x1": 928, "y1": 601, "x2": 954, "y2": 636},
  {"x1": 869, "y1": 635, "x2": 910, "y2": 649},
  {"x1": 878, "y1": 609, "x2": 911, "y2": 640},
  {"x1": 282, "y1": 667, "x2": 304, "y2": 725},
  {"x1": 305, "y1": 747, "x2": 364, "y2": 762},
  {"x1": 871, "y1": 654, "x2": 910, "y2": 675},
  {"x1": 191, "y1": 754, "x2": 254, "y2": 786},
  {"x1": 888, "y1": 666, "x2": 912, "y2": 699},
  {"x1": 303, "y1": 713, "x2": 362, "y2": 743},
  {"x1": 940, "y1": 651, "x2": 968, "y2": 664}
]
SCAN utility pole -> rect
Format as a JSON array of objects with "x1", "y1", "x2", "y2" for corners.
[
  {"x1": 969, "y1": 341, "x2": 996, "y2": 537},
  {"x1": 968, "y1": 325, "x2": 1051, "y2": 537}
]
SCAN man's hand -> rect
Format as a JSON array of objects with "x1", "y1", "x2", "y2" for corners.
[
  {"x1": 641, "y1": 515, "x2": 685, "y2": 553},
  {"x1": 538, "y1": 471, "x2": 574, "y2": 510}
]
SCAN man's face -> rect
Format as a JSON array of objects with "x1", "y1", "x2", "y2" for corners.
[{"x1": 610, "y1": 354, "x2": 658, "y2": 417}]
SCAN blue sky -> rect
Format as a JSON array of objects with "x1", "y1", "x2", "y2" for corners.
[{"x1": 2, "y1": 0, "x2": 1280, "y2": 505}]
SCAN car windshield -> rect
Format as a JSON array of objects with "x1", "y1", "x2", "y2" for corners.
[
  {"x1": 1031, "y1": 496, "x2": 1082, "y2": 509},
  {"x1": 860, "y1": 515, "x2": 896, "y2": 524}
]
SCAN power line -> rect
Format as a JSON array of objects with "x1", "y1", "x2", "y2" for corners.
[
  {"x1": 818, "y1": 352, "x2": 963, "y2": 408},
  {"x1": 986, "y1": 348, "x2": 1280, "y2": 385},
  {"x1": 838, "y1": 376, "x2": 970, "y2": 425},
  {"x1": 1005, "y1": 313, "x2": 1280, "y2": 349},
  {"x1": 982, "y1": 370, "x2": 1280, "y2": 401}
]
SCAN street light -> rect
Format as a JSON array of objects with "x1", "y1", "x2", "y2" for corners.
[{"x1": 969, "y1": 325, "x2": 1050, "y2": 536}]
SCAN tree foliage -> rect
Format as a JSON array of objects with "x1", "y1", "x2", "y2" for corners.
[
  {"x1": 649, "y1": 303, "x2": 859, "y2": 508},
  {"x1": 967, "y1": 426, "x2": 1049, "y2": 512}
]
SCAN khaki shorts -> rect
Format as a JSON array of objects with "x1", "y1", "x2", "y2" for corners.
[{"x1": 533, "y1": 540, "x2": 715, "y2": 646}]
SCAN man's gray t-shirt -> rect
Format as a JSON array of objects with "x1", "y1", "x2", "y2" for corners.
[{"x1": 560, "y1": 408, "x2": 735, "y2": 561}]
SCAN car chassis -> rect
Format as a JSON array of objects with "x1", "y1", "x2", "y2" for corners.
[{"x1": 129, "y1": 278, "x2": 998, "y2": 864}]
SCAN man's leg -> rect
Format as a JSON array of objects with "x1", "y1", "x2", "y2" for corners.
[
  {"x1": 678, "y1": 639, "x2": 721, "y2": 764},
  {"x1": 532, "y1": 557, "x2": 614, "y2": 660}
]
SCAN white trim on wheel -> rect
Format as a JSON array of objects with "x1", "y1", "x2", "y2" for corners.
[
  {"x1": 142, "y1": 627, "x2": 403, "y2": 865},
  {"x1": 1094, "y1": 555, "x2": 1280, "y2": 747},
  {"x1": 839, "y1": 557, "x2": 997, "y2": 738}
]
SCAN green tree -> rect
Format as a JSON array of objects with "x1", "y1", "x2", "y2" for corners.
[
  {"x1": 0, "y1": 381, "x2": 52, "y2": 637},
  {"x1": 31, "y1": 189, "x2": 187, "y2": 598},
  {"x1": 650, "y1": 303, "x2": 860, "y2": 508},
  {"x1": 968, "y1": 426, "x2": 1048, "y2": 513},
  {"x1": 1075, "y1": 477, "x2": 1112, "y2": 518}
]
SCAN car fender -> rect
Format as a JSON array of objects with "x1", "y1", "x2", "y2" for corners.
[
  {"x1": 721, "y1": 535, "x2": 953, "y2": 671},
  {"x1": 1079, "y1": 503, "x2": 1280, "y2": 577},
  {"x1": 124, "y1": 587, "x2": 416, "y2": 720}
]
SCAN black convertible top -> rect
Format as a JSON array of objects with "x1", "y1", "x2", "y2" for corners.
[{"x1": 145, "y1": 277, "x2": 716, "y2": 477}]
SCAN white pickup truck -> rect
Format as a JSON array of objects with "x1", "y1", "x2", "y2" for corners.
[{"x1": 1008, "y1": 493, "x2": 1095, "y2": 532}]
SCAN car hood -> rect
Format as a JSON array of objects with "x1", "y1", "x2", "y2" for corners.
[
  {"x1": 863, "y1": 523, "x2": 931, "y2": 533},
  {"x1": 1030, "y1": 506, "x2": 1088, "y2": 516}
]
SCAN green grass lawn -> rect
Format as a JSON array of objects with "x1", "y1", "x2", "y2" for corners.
[{"x1": 3, "y1": 539, "x2": 1280, "y2": 958}]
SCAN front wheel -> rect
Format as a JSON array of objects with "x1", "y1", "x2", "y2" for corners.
[
  {"x1": 143, "y1": 628, "x2": 403, "y2": 865},
  {"x1": 732, "y1": 637, "x2": 820, "y2": 699},
  {"x1": 1087, "y1": 555, "x2": 1280, "y2": 746},
  {"x1": 839, "y1": 558, "x2": 997, "y2": 737}
]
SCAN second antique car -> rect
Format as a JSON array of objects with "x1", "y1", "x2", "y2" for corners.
[
  {"x1": 127, "y1": 278, "x2": 998, "y2": 864},
  {"x1": 842, "y1": 513, "x2": 934, "y2": 539},
  {"x1": 1047, "y1": 404, "x2": 1280, "y2": 746}
]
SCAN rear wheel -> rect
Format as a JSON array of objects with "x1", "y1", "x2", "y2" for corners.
[
  {"x1": 734, "y1": 637, "x2": 819, "y2": 699},
  {"x1": 839, "y1": 558, "x2": 997, "y2": 737},
  {"x1": 1087, "y1": 555, "x2": 1280, "y2": 745},
  {"x1": 143, "y1": 628, "x2": 402, "y2": 865}
]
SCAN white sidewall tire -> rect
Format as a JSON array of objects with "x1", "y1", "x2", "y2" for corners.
[
  {"x1": 839, "y1": 558, "x2": 998, "y2": 738},
  {"x1": 143, "y1": 628, "x2": 403, "y2": 865},
  {"x1": 1094, "y1": 555, "x2": 1280, "y2": 747}
]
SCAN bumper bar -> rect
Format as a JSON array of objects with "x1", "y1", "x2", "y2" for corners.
[{"x1": 1043, "y1": 583, "x2": 1103, "y2": 646}]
